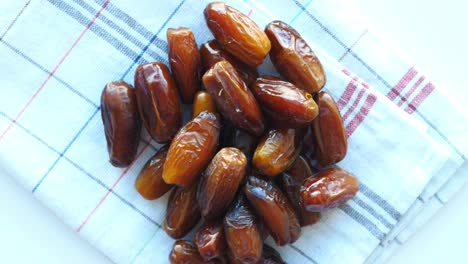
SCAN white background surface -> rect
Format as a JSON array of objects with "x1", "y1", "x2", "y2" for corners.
[{"x1": 0, "y1": 0, "x2": 467, "y2": 263}]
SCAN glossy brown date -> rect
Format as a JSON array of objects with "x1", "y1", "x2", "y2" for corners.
[
  {"x1": 101, "y1": 81, "x2": 141, "y2": 168},
  {"x1": 259, "y1": 244, "x2": 285, "y2": 264},
  {"x1": 229, "y1": 129, "x2": 258, "y2": 162},
  {"x1": 204, "y1": 2, "x2": 271, "y2": 67},
  {"x1": 224, "y1": 194, "x2": 263, "y2": 264},
  {"x1": 243, "y1": 176, "x2": 300, "y2": 246},
  {"x1": 167, "y1": 27, "x2": 201, "y2": 103},
  {"x1": 252, "y1": 76, "x2": 319, "y2": 128},
  {"x1": 163, "y1": 184, "x2": 201, "y2": 239},
  {"x1": 301, "y1": 168, "x2": 359, "y2": 212},
  {"x1": 169, "y1": 240, "x2": 207, "y2": 264},
  {"x1": 194, "y1": 220, "x2": 227, "y2": 262},
  {"x1": 193, "y1": 91, "x2": 216, "y2": 118},
  {"x1": 203, "y1": 60, "x2": 264, "y2": 136},
  {"x1": 134, "y1": 62, "x2": 182, "y2": 143},
  {"x1": 198, "y1": 147, "x2": 247, "y2": 219},
  {"x1": 311, "y1": 91, "x2": 348, "y2": 167},
  {"x1": 265, "y1": 20, "x2": 326, "y2": 94},
  {"x1": 252, "y1": 128, "x2": 302, "y2": 177},
  {"x1": 134, "y1": 145, "x2": 172, "y2": 200},
  {"x1": 200, "y1": 40, "x2": 258, "y2": 85},
  {"x1": 278, "y1": 156, "x2": 321, "y2": 226},
  {"x1": 163, "y1": 111, "x2": 221, "y2": 187}
]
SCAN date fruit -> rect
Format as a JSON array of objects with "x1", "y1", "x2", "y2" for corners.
[
  {"x1": 229, "y1": 129, "x2": 258, "y2": 162},
  {"x1": 252, "y1": 128, "x2": 302, "y2": 177},
  {"x1": 163, "y1": 111, "x2": 220, "y2": 187},
  {"x1": 163, "y1": 184, "x2": 201, "y2": 239},
  {"x1": 204, "y1": 2, "x2": 271, "y2": 67},
  {"x1": 167, "y1": 27, "x2": 201, "y2": 103},
  {"x1": 101, "y1": 81, "x2": 141, "y2": 167},
  {"x1": 224, "y1": 194, "x2": 263, "y2": 264},
  {"x1": 193, "y1": 91, "x2": 216, "y2": 118},
  {"x1": 312, "y1": 91, "x2": 348, "y2": 167},
  {"x1": 278, "y1": 156, "x2": 321, "y2": 226},
  {"x1": 259, "y1": 244, "x2": 285, "y2": 264},
  {"x1": 135, "y1": 145, "x2": 172, "y2": 200},
  {"x1": 203, "y1": 60, "x2": 264, "y2": 136},
  {"x1": 134, "y1": 62, "x2": 182, "y2": 143},
  {"x1": 198, "y1": 147, "x2": 247, "y2": 219},
  {"x1": 252, "y1": 76, "x2": 319, "y2": 128},
  {"x1": 301, "y1": 168, "x2": 359, "y2": 212},
  {"x1": 265, "y1": 20, "x2": 326, "y2": 94},
  {"x1": 169, "y1": 240, "x2": 207, "y2": 264},
  {"x1": 200, "y1": 40, "x2": 258, "y2": 85},
  {"x1": 194, "y1": 220, "x2": 227, "y2": 262},
  {"x1": 244, "y1": 176, "x2": 300, "y2": 246}
]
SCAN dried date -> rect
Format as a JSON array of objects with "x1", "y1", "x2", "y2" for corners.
[
  {"x1": 135, "y1": 145, "x2": 172, "y2": 200},
  {"x1": 101, "y1": 80, "x2": 141, "y2": 167},
  {"x1": 203, "y1": 60, "x2": 264, "y2": 136},
  {"x1": 194, "y1": 220, "x2": 227, "y2": 262},
  {"x1": 204, "y1": 2, "x2": 271, "y2": 67},
  {"x1": 244, "y1": 176, "x2": 300, "y2": 246},
  {"x1": 163, "y1": 111, "x2": 221, "y2": 187},
  {"x1": 198, "y1": 147, "x2": 247, "y2": 219},
  {"x1": 134, "y1": 62, "x2": 182, "y2": 143},
  {"x1": 265, "y1": 20, "x2": 326, "y2": 94},
  {"x1": 167, "y1": 27, "x2": 201, "y2": 103},
  {"x1": 170, "y1": 240, "x2": 207, "y2": 264},
  {"x1": 252, "y1": 76, "x2": 319, "y2": 128},
  {"x1": 193, "y1": 91, "x2": 216, "y2": 118},
  {"x1": 301, "y1": 168, "x2": 359, "y2": 212}
]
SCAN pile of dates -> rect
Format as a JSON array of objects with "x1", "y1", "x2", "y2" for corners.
[{"x1": 101, "y1": 2, "x2": 359, "y2": 263}]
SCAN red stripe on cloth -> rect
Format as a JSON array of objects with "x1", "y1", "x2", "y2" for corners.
[
  {"x1": 76, "y1": 141, "x2": 152, "y2": 232},
  {"x1": 247, "y1": 9, "x2": 253, "y2": 17},
  {"x1": 342, "y1": 68, "x2": 352, "y2": 76},
  {"x1": 404, "y1": 82, "x2": 435, "y2": 114},
  {"x1": 337, "y1": 77, "x2": 359, "y2": 111},
  {"x1": 342, "y1": 88, "x2": 366, "y2": 121},
  {"x1": 346, "y1": 93, "x2": 378, "y2": 137},
  {"x1": 396, "y1": 76, "x2": 425, "y2": 107},
  {"x1": 386, "y1": 67, "x2": 418, "y2": 101},
  {"x1": 0, "y1": 0, "x2": 110, "y2": 142}
]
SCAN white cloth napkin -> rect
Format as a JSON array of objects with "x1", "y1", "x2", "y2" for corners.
[{"x1": 0, "y1": 0, "x2": 466, "y2": 263}]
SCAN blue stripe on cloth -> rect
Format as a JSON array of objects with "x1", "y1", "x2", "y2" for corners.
[
  {"x1": 340, "y1": 204, "x2": 385, "y2": 240},
  {"x1": 359, "y1": 183, "x2": 402, "y2": 221},
  {"x1": 352, "y1": 196, "x2": 395, "y2": 230},
  {"x1": 0, "y1": 0, "x2": 31, "y2": 40},
  {"x1": 120, "y1": 0, "x2": 187, "y2": 79},
  {"x1": 0, "y1": 40, "x2": 98, "y2": 108},
  {"x1": 289, "y1": 0, "x2": 313, "y2": 24},
  {"x1": 32, "y1": 107, "x2": 100, "y2": 192},
  {"x1": 93, "y1": 0, "x2": 168, "y2": 52},
  {"x1": 289, "y1": 244, "x2": 319, "y2": 264},
  {"x1": 290, "y1": 0, "x2": 465, "y2": 159},
  {"x1": 71, "y1": 0, "x2": 167, "y2": 58},
  {"x1": 0, "y1": 111, "x2": 161, "y2": 227}
]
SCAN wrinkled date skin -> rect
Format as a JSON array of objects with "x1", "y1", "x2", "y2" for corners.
[
  {"x1": 134, "y1": 62, "x2": 182, "y2": 143},
  {"x1": 265, "y1": 21, "x2": 326, "y2": 94},
  {"x1": 163, "y1": 111, "x2": 221, "y2": 187},
  {"x1": 169, "y1": 240, "x2": 207, "y2": 264},
  {"x1": 203, "y1": 61, "x2": 264, "y2": 136},
  {"x1": 198, "y1": 147, "x2": 247, "y2": 219},
  {"x1": 101, "y1": 81, "x2": 141, "y2": 167},
  {"x1": 312, "y1": 91, "x2": 348, "y2": 167},
  {"x1": 252, "y1": 128, "x2": 302, "y2": 177},
  {"x1": 244, "y1": 176, "x2": 301, "y2": 246},
  {"x1": 164, "y1": 184, "x2": 201, "y2": 239},
  {"x1": 194, "y1": 220, "x2": 227, "y2": 262},
  {"x1": 252, "y1": 76, "x2": 319, "y2": 128},
  {"x1": 259, "y1": 244, "x2": 285, "y2": 264},
  {"x1": 204, "y1": 2, "x2": 271, "y2": 67},
  {"x1": 278, "y1": 156, "x2": 321, "y2": 226},
  {"x1": 193, "y1": 91, "x2": 217, "y2": 118},
  {"x1": 134, "y1": 145, "x2": 172, "y2": 200},
  {"x1": 224, "y1": 194, "x2": 263, "y2": 264},
  {"x1": 200, "y1": 40, "x2": 258, "y2": 85},
  {"x1": 301, "y1": 168, "x2": 359, "y2": 212},
  {"x1": 167, "y1": 27, "x2": 201, "y2": 103}
]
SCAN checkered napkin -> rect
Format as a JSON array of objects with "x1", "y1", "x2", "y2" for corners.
[{"x1": 0, "y1": 0, "x2": 466, "y2": 263}]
